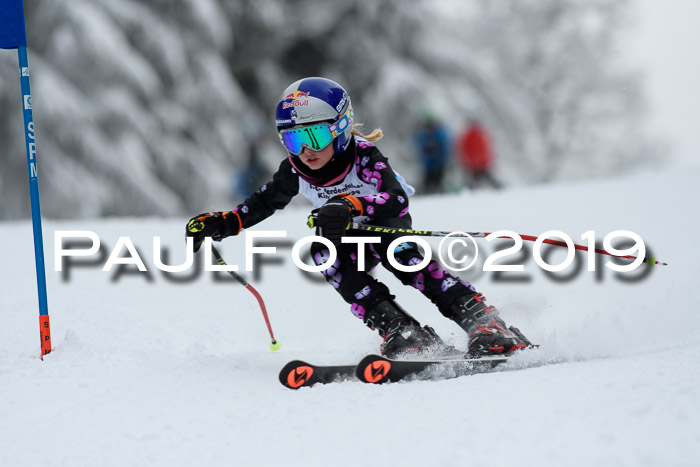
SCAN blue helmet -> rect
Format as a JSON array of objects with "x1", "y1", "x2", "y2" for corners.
[{"x1": 275, "y1": 77, "x2": 354, "y2": 154}]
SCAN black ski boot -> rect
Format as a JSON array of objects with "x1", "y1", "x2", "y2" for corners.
[
  {"x1": 364, "y1": 299, "x2": 456, "y2": 359},
  {"x1": 448, "y1": 293, "x2": 529, "y2": 357}
]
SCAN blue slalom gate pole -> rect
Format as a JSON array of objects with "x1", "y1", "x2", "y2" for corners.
[
  {"x1": 18, "y1": 46, "x2": 52, "y2": 357},
  {"x1": 2, "y1": 0, "x2": 52, "y2": 357}
]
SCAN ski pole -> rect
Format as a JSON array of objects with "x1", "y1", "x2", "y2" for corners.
[
  {"x1": 210, "y1": 245, "x2": 280, "y2": 350},
  {"x1": 349, "y1": 223, "x2": 667, "y2": 266}
]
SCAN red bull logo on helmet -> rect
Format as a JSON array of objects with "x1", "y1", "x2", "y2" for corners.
[
  {"x1": 284, "y1": 90, "x2": 309, "y2": 100},
  {"x1": 282, "y1": 90, "x2": 310, "y2": 109},
  {"x1": 282, "y1": 100, "x2": 309, "y2": 110}
]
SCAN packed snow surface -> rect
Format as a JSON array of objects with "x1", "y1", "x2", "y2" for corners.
[{"x1": 2, "y1": 167, "x2": 699, "y2": 466}]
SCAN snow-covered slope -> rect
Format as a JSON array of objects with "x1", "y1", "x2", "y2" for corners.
[{"x1": 1, "y1": 166, "x2": 699, "y2": 466}]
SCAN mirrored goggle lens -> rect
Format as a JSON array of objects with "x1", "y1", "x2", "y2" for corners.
[{"x1": 280, "y1": 124, "x2": 333, "y2": 155}]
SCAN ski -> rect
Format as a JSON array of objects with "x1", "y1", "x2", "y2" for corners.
[
  {"x1": 279, "y1": 354, "x2": 511, "y2": 389},
  {"x1": 280, "y1": 326, "x2": 535, "y2": 389},
  {"x1": 278, "y1": 360, "x2": 357, "y2": 389},
  {"x1": 356, "y1": 353, "x2": 510, "y2": 384}
]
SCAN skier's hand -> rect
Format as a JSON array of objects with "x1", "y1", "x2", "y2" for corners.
[
  {"x1": 186, "y1": 211, "x2": 241, "y2": 252},
  {"x1": 315, "y1": 194, "x2": 363, "y2": 245}
]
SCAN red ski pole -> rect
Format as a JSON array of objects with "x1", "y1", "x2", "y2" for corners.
[
  {"x1": 350, "y1": 223, "x2": 667, "y2": 266},
  {"x1": 211, "y1": 245, "x2": 280, "y2": 350}
]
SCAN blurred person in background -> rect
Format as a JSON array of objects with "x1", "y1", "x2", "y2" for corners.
[
  {"x1": 413, "y1": 109, "x2": 450, "y2": 194},
  {"x1": 457, "y1": 119, "x2": 502, "y2": 190},
  {"x1": 187, "y1": 77, "x2": 530, "y2": 358},
  {"x1": 233, "y1": 136, "x2": 269, "y2": 199}
]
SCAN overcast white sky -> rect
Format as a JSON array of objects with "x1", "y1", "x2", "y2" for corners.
[{"x1": 626, "y1": 0, "x2": 700, "y2": 167}]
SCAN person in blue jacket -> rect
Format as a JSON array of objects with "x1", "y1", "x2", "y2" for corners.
[{"x1": 413, "y1": 109, "x2": 450, "y2": 194}]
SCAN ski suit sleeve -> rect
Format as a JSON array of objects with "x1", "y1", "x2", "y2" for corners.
[
  {"x1": 353, "y1": 143, "x2": 410, "y2": 221},
  {"x1": 233, "y1": 158, "x2": 299, "y2": 229}
]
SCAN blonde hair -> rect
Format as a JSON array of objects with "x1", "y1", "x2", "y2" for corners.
[{"x1": 351, "y1": 124, "x2": 383, "y2": 142}]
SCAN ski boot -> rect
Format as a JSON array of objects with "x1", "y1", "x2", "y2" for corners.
[
  {"x1": 448, "y1": 293, "x2": 530, "y2": 357},
  {"x1": 364, "y1": 299, "x2": 457, "y2": 359}
]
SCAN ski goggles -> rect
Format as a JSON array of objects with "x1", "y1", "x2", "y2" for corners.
[
  {"x1": 279, "y1": 123, "x2": 334, "y2": 156},
  {"x1": 278, "y1": 107, "x2": 353, "y2": 156}
]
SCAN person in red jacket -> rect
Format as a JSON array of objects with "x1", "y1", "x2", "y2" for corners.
[{"x1": 457, "y1": 120, "x2": 502, "y2": 190}]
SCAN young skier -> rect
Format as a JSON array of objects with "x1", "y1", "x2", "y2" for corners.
[{"x1": 186, "y1": 77, "x2": 529, "y2": 358}]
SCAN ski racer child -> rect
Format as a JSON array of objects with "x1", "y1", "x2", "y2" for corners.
[{"x1": 186, "y1": 77, "x2": 529, "y2": 358}]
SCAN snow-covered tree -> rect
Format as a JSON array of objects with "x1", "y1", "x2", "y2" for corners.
[{"x1": 0, "y1": 0, "x2": 658, "y2": 219}]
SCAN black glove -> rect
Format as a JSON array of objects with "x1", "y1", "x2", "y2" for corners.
[
  {"x1": 315, "y1": 194, "x2": 362, "y2": 245},
  {"x1": 186, "y1": 211, "x2": 241, "y2": 252}
]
